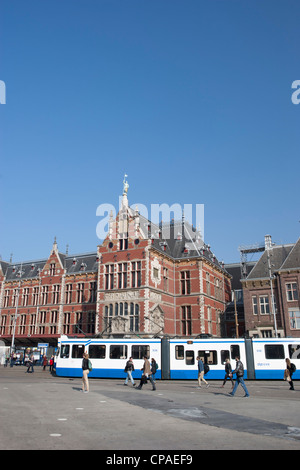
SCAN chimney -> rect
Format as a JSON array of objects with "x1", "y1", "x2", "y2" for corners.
[{"x1": 265, "y1": 234, "x2": 272, "y2": 250}]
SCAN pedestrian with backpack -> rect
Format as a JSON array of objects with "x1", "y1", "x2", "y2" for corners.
[
  {"x1": 229, "y1": 356, "x2": 249, "y2": 397},
  {"x1": 196, "y1": 356, "x2": 209, "y2": 389},
  {"x1": 284, "y1": 358, "x2": 296, "y2": 390}
]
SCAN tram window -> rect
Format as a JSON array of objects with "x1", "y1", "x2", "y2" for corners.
[
  {"x1": 221, "y1": 350, "x2": 230, "y2": 364},
  {"x1": 60, "y1": 345, "x2": 70, "y2": 358},
  {"x1": 265, "y1": 344, "x2": 284, "y2": 359},
  {"x1": 72, "y1": 344, "x2": 85, "y2": 358},
  {"x1": 198, "y1": 350, "x2": 217, "y2": 365},
  {"x1": 109, "y1": 345, "x2": 128, "y2": 359},
  {"x1": 132, "y1": 345, "x2": 150, "y2": 359},
  {"x1": 186, "y1": 350, "x2": 194, "y2": 365},
  {"x1": 89, "y1": 345, "x2": 106, "y2": 359},
  {"x1": 289, "y1": 344, "x2": 300, "y2": 360},
  {"x1": 175, "y1": 345, "x2": 184, "y2": 360},
  {"x1": 230, "y1": 345, "x2": 240, "y2": 359}
]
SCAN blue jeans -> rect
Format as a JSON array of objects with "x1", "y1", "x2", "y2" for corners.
[
  {"x1": 125, "y1": 370, "x2": 135, "y2": 385},
  {"x1": 231, "y1": 376, "x2": 249, "y2": 396}
]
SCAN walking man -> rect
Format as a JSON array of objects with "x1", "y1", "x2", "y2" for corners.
[
  {"x1": 136, "y1": 356, "x2": 156, "y2": 391},
  {"x1": 229, "y1": 356, "x2": 249, "y2": 397},
  {"x1": 196, "y1": 356, "x2": 209, "y2": 388}
]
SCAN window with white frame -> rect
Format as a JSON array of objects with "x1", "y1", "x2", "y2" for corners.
[
  {"x1": 66, "y1": 284, "x2": 73, "y2": 304},
  {"x1": 118, "y1": 263, "x2": 128, "y2": 289},
  {"x1": 53, "y1": 285, "x2": 60, "y2": 304},
  {"x1": 77, "y1": 283, "x2": 84, "y2": 303},
  {"x1": 289, "y1": 309, "x2": 300, "y2": 330},
  {"x1": 252, "y1": 296, "x2": 258, "y2": 315},
  {"x1": 105, "y1": 264, "x2": 114, "y2": 290},
  {"x1": 259, "y1": 296, "x2": 270, "y2": 315},
  {"x1": 286, "y1": 283, "x2": 299, "y2": 302}
]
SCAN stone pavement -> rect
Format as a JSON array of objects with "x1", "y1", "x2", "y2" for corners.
[{"x1": 0, "y1": 365, "x2": 300, "y2": 451}]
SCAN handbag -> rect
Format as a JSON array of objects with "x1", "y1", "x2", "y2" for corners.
[{"x1": 141, "y1": 374, "x2": 148, "y2": 385}]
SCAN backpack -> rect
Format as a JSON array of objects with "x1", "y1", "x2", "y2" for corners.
[
  {"x1": 204, "y1": 363, "x2": 210, "y2": 374},
  {"x1": 290, "y1": 363, "x2": 296, "y2": 373},
  {"x1": 88, "y1": 359, "x2": 93, "y2": 372}
]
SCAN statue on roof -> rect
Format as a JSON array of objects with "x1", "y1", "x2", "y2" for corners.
[{"x1": 123, "y1": 174, "x2": 129, "y2": 195}]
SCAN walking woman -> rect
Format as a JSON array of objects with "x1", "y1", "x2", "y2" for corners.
[{"x1": 82, "y1": 352, "x2": 90, "y2": 393}]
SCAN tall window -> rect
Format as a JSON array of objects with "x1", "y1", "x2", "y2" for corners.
[
  {"x1": 89, "y1": 282, "x2": 97, "y2": 303},
  {"x1": 259, "y1": 296, "x2": 270, "y2": 315},
  {"x1": 33, "y1": 287, "x2": 39, "y2": 306},
  {"x1": 0, "y1": 315, "x2": 7, "y2": 335},
  {"x1": 41, "y1": 286, "x2": 49, "y2": 305},
  {"x1": 119, "y1": 238, "x2": 128, "y2": 250},
  {"x1": 105, "y1": 265, "x2": 114, "y2": 290},
  {"x1": 181, "y1": 305, "x2": 192, "y2": 335},
  {"x1": 252, "y1": 296, "x2": 258, "y2": 315},
  {"x1": 4, "y1": 290, "x2": 9, "y2": 308},
  {"x1": 181, "y1": 271, "x2": 191, "y2": 295},
  {"x1": 66, "y1": 284, "x2": 73, "y2": 304},
  {"x1": 20, "y1": 315, "x2": 26, "y2": 335},
  {"x1": 30, "y1": 314, "x2": 36, "y2": 335},
  {"x1": 53, "y1": 285, "x2": 60, "y2": 304},
  {"x1": 118, "y1": 263, "x2": 128, "y2": 289},
  {"x1": 63, "y1": 312, "x2": 71, "y2": 334},
  {"x1": 87, "y1": 311, "x2": 96, "y2": 333},
  {"x1": 131, "y1": 262, "x2": 141, "y2": 288},
  {"x1": 22, "y1": 288, "x2": 29, "y2": 307},
  {"x1": 130, "y1": 303, "x2": 139, "y2": 332},
  {"x1": 39, "y1": 310, "x2": 46, "y2": 334},
  {"x1": 286, "y1": 283, "x2": 299, "y2": 301},
  {"x1": 12, "y1": 288, "x2": 19, "y2": 307},
  {"x1": 77, "y1": 283, "x2": 84, "y2": 303},
  {"x1": 51, "y1": 310, "x2": 58, "y2": 323},
  {"x1": 50, "y1": 263, "x2": 56, "y2": 276}
]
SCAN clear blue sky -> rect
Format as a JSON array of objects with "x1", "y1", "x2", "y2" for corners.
[{"x1": 0, "y1": 0, "x2": 299, "y2": 264}]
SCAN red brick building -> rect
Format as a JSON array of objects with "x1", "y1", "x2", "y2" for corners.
[
  {"x1": 0, "y1": 187, "x2": 231, "y2": 350},
  {"x1": 242, "y1": 235, "x2": 300, "y2": 338}
]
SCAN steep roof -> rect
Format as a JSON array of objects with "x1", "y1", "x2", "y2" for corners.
[
  {"x1": 65, "y1": 252, "x2": 98, "y2": 274},
  {"x1": 2, "y1": 252, "x2": 99, "y2": 281},
  {"x1": 280, "y1": 237, "x2": 300, "y2": 271},
  {"x1": 246, "y1": 244, "x2": 295, "y2": 280}
]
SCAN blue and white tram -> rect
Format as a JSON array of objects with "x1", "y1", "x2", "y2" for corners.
[
  {"x1": 55, "y1": 335, "x2": 300, "y2": 380},
  {"x1": 168, "y1": 338, "x2": 247, "y2": 380},
  {"x1": 55, "y1": 336, "x2": 162, "y2": 379},
  {"x1": 251, "y1": 338, "x2": 300, "y2": 380}
]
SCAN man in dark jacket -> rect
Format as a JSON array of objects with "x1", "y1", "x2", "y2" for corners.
[
  {"x1": 124, "y1": 357, "x2": 136, "y2": 387},
  {"x1": 229, "y1": 356, "x2": 249, "y2": 397}
]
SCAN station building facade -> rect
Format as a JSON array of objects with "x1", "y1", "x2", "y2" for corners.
[{"x1": 0, "y1": 189, "x2": 231, "y2": 349}]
